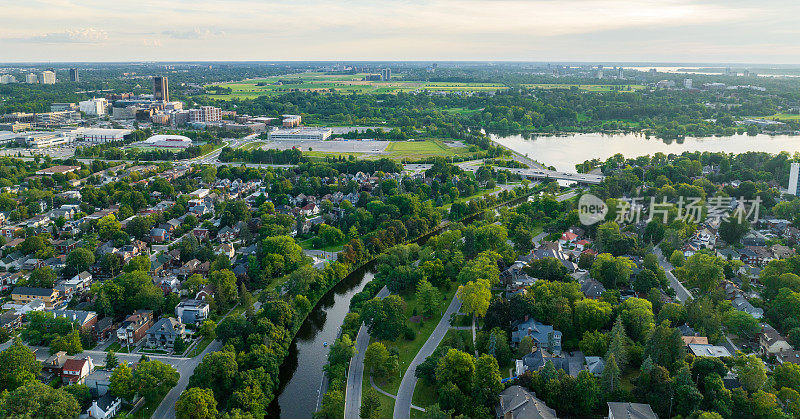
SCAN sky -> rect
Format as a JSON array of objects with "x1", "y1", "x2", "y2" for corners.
[{"x1": 2, "y1": 0, "x2": 800, "y2": 63}]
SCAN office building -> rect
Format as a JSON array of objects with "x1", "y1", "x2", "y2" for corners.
[
  {"x1": 79, "y1": 98, "x2": 108, "y2": 116},
  {"x1": 789, "y1": 162, "x2": 800, "y2": 196},
  {"x1": 69, "y1": 68, "x2": 79, "y2": 82},
  {"x1": 41, "y1": 70, "x2": 56, "y2": 85},
  {"x1": 23, "y1": 132, "x2": 72, "y2": 149},
  {"x1": 50, "y1": 103, "x2": 77, "y2": 112},
  {"x1": 73, "y1": 128, "x2": 132, "y2": 143},
  {"x1": 0, "y1": 74, "x2": 16, "y2": 84},
  {"x1": 153, "y1": 76, "x2": 169, "y2": 102},
  {"x1": 282, "y1": 114, "x2": 302, "y2": 127},
  {"x1": 381, "y1": 68, "x2": 391, "y2": 81},
  {"x1": 25, "y1": 73, "x2": 38, "y2": 84},
  {"x1": 268, "y1": 127, "x2": 332, "y2": 141},
  {"x1": 684, "y1": 79, "x2": 693, "y2": 89},
  {"x1": 617, "y1": 67, "x2": 624, "y2": 79},
  {"x1": 188, "y1": 106, "x2": 221, "y2": 123}
]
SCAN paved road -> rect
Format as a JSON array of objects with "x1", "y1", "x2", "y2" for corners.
[
  {"x1": 344, "y1": 286, "x2": 390, "y2": 419},
  {"x1": 393, "y1": 293, "x2": 462, "y2": 419},
  {"x1": 654, "y1": 247, "x2": 693, "y2": 302},
  {"x1": 152, "y1": 340, "x2": 223, "y2": 419}
]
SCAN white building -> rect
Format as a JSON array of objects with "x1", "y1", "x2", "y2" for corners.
[
  {"x1": 140, "y1": 134, "x2": 193, "y2": 148},
  {"x1": 684, "y1": 79, "x2": 693, "y2": 89},
  {"x1": 40, "y1": 71, "x2": 56, "y2": 85},
  {"x1": 22, "y1": 132, "x2": 72, "y2": 149},
  {"x1": 25, "y1": 73, "x2": 38, "y2": 84},
  {"x1": 789, "y1": 162, "x2": 800, "y2": 196},
  {"x1": 74, "y1": 128, "x2": 132, "y2": 143},
  {"x1": 0, "y1": 74, "x2": 17, "y2": 84},
  {"x1": 79, "y1": 98, "x2": 108, "y2": 116},
  {"x1": 268, "y1": 127, "x2": 332, "y2": 141}
]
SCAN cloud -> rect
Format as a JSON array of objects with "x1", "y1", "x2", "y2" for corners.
[
  {"x1": 162, "y1": 27, "x2": 225, "y2": 40},
  {"x1": 18, "y1": 27, "x2": 108, "y2": 43}
]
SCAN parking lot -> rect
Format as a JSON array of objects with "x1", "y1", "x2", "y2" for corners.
[{"x1": 0, "y1": 144, "x2": 78, "y2": 159}]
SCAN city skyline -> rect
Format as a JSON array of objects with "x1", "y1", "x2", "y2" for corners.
[{"x1": 3, "y1": 0, "x2": 800, "y2": 63}]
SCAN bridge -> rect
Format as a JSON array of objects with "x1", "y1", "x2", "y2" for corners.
[{"x1": 502, "y1": 167, "x2": 605, "y2": 185}]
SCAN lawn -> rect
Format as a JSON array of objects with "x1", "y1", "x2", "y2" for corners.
[
  {"x1": 763, "y1": 113, "x2": 800, "y2": 121},
  {"x1": 186, "y1": 336, "x2": 213, "y2": 358},
  {"x1": 297, "y1": 237, "x2": 344, "y2": 253},
  {"x1": 370, "y1": 283, "x2": 459, "y2": 396},
  {"x1": 105, "y1": 342, "x2": 130, "y2": 353},
  {"x1": 303, "y1": 139, "x2": 477, "y2": 162},
  {"x1": 203, "y1": 73, "x2": 509, "y2": 100}
]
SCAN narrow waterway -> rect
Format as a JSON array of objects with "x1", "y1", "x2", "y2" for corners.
[{"x1": 268, "y1": 268, "x2": 375, "y2": 418}]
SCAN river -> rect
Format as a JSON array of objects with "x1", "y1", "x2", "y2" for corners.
[
  {"x1": 491, "y1": 132, "x2": 800, "y2": 173},
  {"x1": 268, "y1": 268, "x2": 375, "y2": 418}
]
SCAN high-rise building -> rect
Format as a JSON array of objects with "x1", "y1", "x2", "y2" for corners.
[
  {"x1": 789, "y1": 162, "x2": 800, "y2": 196},
  {"x1": 380, "y1": 68, "x2": 391, "y2": 81},
  {"x1": 41, "y1": 70, "x2": 56, "y2": 84},
  {"x1": 79, "y1": 98, "x2": 108, "y2": 116},
  {"x1": 69, "y1": 68, "x2": 79, "y2": 82},
  {"x1": 153, "y1": 76, "x2": 169, "y2": 102},
  {"x1": 684, "y1": 79, "x2": 693, "y2": 89},
  {"x1": 189, "y1": 106, "x2": 221, "y2": 123},
  {"x1": 617, "y1": 67, "x2": 624, "y2": 79},
  {"x1": 26, "y1": 73, "x2": 38, "y2": 84}
]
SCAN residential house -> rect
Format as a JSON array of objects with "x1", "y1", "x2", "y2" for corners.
[
  {"x1": 43, "y1": 351, "x2": 69, "y2": 377},
  {"x1": 689, "y1": 344, "x2": 732, "y2": 358},
  {"x1": 516, "y1": 348, "x2": 571, "y2": 376},
  {"x1": 178, "y1": 259, "x2": 201, "y2": 277},
  {"x1": 149, "y1": 228, "x2": 168, "y2": 243},
  {"x1": 175, "y1": 299, "x2": 210, "y2": 324},
  {"x1": 215, "y1": 242, "x2": 235, "y2": 259},
  {"x1": 772, "y1": 244, "x2": 796, "y2": 260},
  {"x1": 192, "y1": 227, "x2": 210, "y2": 241},
  {"x1": 11, "y1": 286, "x2": 61, "y2": 309},
  {"x1": 760, "y1": 326, "x2": 793, "y2": 356},
  {"x1": 681, "y1": 336, "x2": 710, "y2": 346},
  {"x1": 732, "y1": 297, "x2": 764, "y2": 319},
  {"x1": 584, "y1": 356, "x2": 605, "y2": 376},
  {"x1": 0, "y1": 311, "x2": 23, "y2": 332},
  {"x1": 53, "y1": 309, "x2": 98, "y2": 332},
  {"x1": 777, "y1": 349, "x2": 800, "y2": 366},
  {"x1": 85, "y1": 369, "x2": 113, "y2": 397},
  {"x1": 93, "y1": 317, "x2": 115, "y2": 341},
  {"x1": 217, "y1": 226, "x2": 236, "y2": 242},
  {"x1": 116, "y1": 310, "x2": 154, "y2": 346},
  {"x1": 86, "y1": 394, "x2": 122, "y2": 419},
  {"x1": 559, "y1": 231, "x2": 578, "y2": 246},
  {"x1": 580, "y1": 278, "x2": 606, "y2": 299},
  {"x1": 607, "y1": 402, "x2": 657, "y2": 419},
  {"x1": 145, "y1": 317, "x2": 186, "y2": 349},
  {"x1": 511, "y1": 317, "x2": 562, "y2": 355},
  {"x1": 533, "y1": 241, "x2": 576, "y2": 271},
  {"x1": 62, "y1": 357, "x2": 94, "y2": 384},
  {"x1": 53, "y1": 239, "x2": 80, "y2": 254},
  {"x1": 496, "y1": 386, "x2": 557, "y2": 419}
]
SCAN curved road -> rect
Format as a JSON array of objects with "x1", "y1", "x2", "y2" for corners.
[
  {"x1": 344, "y1": 286, "x2": 390, "y2": 419},
  {"x1": 393, "y1": 293, "x2": 462, "y2": 419}
]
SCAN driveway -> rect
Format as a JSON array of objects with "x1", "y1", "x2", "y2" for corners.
[
  {"x1": 654, "y1": 247, "x2": 693, "y2": 302},
  {"x1": 393, "y1": 293, "x2": 462, "y2": 419},
  {"x1": 344, "y1": 286, "x2": 390, "y2": 419}
]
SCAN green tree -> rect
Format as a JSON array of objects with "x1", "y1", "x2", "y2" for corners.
[
  {"x1": 574, "y1": 298, "x2": 613, "y2": 334},
  {"x1": 361, "y1": 388, "x2": 382, "y2": 419},
  {"x1": 435, "y1": 349, "x2": 475, "y2": 393},
  {"x1": 734, "y1": 353, "x2": 767, "y2": 392},
  {"x1": 109, "y1": 362, "x2": 135, "y2": 400},
  {"x1": 0, "y1": 381, "x2": 80, "y2": 419},
  {"x1": 199, "y1": 320, "x2": 217, "y2": 340},
  {"x1": 66, "y1": 247, "x2": 95, "y2": 275},
  {"x1": 723, "y1": 310, "x2": 760, "y2": 340},
  {"x1": 132, "y1": 360, "x2": 180, "y2": 401},
  {"x1": 606, "y1": 317, "x2": 628, "y2": 369},
  {"x1": 619, "y1": 298, "x2": 654, "y2": 342},
  {"x1": 0, "y1": 339, "x2": 41, "y2": 391},
  {"x1": 360, "y1": 295, "x2": 406, "y2": 341},
  {"x1": 669, "y1": 250, "x2": 685, "y2": 267},
  {"x1": 50, "y1": 329, "x2": 83, "y2": 355},
  {"x1": 210, "y1": 269, "x2": 238, "y2": 309},
  {"x1": 457, "y1": 279, "x2": 491, "y2": 318},
  {"x1": 416, "y1": 279, "x2": 442, "y2": 318},
  {"x1": 28, "y1": 266, "x2": 56, "y2": 288},
  {"x1": 601, "y1": 353, "x2": 621, "y2": 394},
  {"x1": 473, "y1": 354, "x2": 503, "y2": 406},
  {"x1": 97, "y1": 214, "x2": 122, "y2": 241},
  {"x1": 579, "y1": 330, "x2": 609, "y2": 356},
  {"x1": 591, "y1": 253, "x2": 635, "y2": 289},
  {"x1": 176, "y1": 387, "x2": 218, "y2": 419},
  {"x1": 364, "y1": 342, "x2": 392, "y2": 379},
  {"x1": 645, "y1": 321, "x2": 684, "y2": 368},
  {"x1": 318, "y1": 390, "x2": 344, "y2": 419},
  {"x1": 105, "y1": 351, "x2": 118, "y2": 369}
]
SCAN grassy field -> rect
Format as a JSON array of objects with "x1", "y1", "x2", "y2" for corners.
[
  {"x1": 297, "y1": 237, "x2": 344, "y2": 253},
  {"x1": 302, "y1": 139, "x2": 476, "y2": 161},
  {"x1": 521, "y1": 83, "x2": 646, "y2": 92},
  {"x1": 763, "y1": 113, "x2": 800, "y2": 121},
  {"x1": 204, "y1": 72, "x2": 508, "y2": 99}
]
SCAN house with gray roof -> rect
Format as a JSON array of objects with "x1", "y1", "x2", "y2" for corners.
[
  {"x1": 145, "y1": 317, "x2": 186, "y2": 349},
  {"x1": 511, "y1": 318, "x2": 562, "y2": 355},
  {"x1": 607, "y1": 402, "x2": 657, "y2": 419},
  {"x1": 496, "y1": 386, "x2": 557, "y2": 419}
]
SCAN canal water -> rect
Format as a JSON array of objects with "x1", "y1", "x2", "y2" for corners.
[
  {"x1": 491, "y1": 132, "x2": 800, "y2": 173},
  {"x1": 268, "y1": 268, "x2": 375, "y2": 418}
]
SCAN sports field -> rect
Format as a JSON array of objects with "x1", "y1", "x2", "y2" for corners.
[
  {"x1": 204, "y1": 72, "x2": 507, "y2": 99},
  {"x1": 270, "y1": 139, "x2": 476, "y2": 161}
]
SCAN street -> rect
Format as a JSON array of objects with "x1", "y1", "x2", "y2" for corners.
[{"x1": 654, "y1": 247, "x2": 693, "y2": 303}]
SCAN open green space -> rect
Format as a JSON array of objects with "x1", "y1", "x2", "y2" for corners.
[
  {"x1": 204, "y1": 72, "x2": 508, "y2": 99},
  {"x1": 301, "y1": 139, "x2": 477, "y2": 161},
  {"x1": 297, "y1": 237, "x2": 344, "y2": 253},
  {"x1": 762, "y1": 113, "x2": 800, "y2": 121}
]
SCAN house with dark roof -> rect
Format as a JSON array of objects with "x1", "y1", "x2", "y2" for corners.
[
  {"x1": 62, "y1": 357, "x2": 94, "y2": 384},
  {"x1": 52, "y1": 309, "x2": 98, "y2": 332},
  {"x1": 93, "y1": 317, "x2": 115, "y2": 341},
  {"x1": 175, "y1": 300, "x2": 210, "y2": 324},
  {"x1": 86, "y1": 393, "x2": 122, "y2": 419},
  {"x1": 11, "y1": 286, "x2": 61, "y2": 309},
  {"x1": 496, "y1": 385, "x2": 557, "y2": 419},
  {"x1": 145, "y1": 317, "x2": 186, "y2": 349},
  {"x1": 516, "y1": 348, "x2": 571, "y2": 376},
  {"x1": 580, "y1": 278, "x2": 606, "y2": 299},
  {"x1": 511, "y1": 318, "x2": 562, "y2": 355},
  {"x1": 607, "y1": 402, "x2": 657, "y2": 419}
]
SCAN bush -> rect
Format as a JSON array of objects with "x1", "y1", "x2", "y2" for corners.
[{"x1": 403, "y1": 327, "x2": 416, "y2": 341}]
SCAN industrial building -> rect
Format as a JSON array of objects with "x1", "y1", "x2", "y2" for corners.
[{"x1": 268, "y1": 127, "x2": 332, "y2": 141}]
